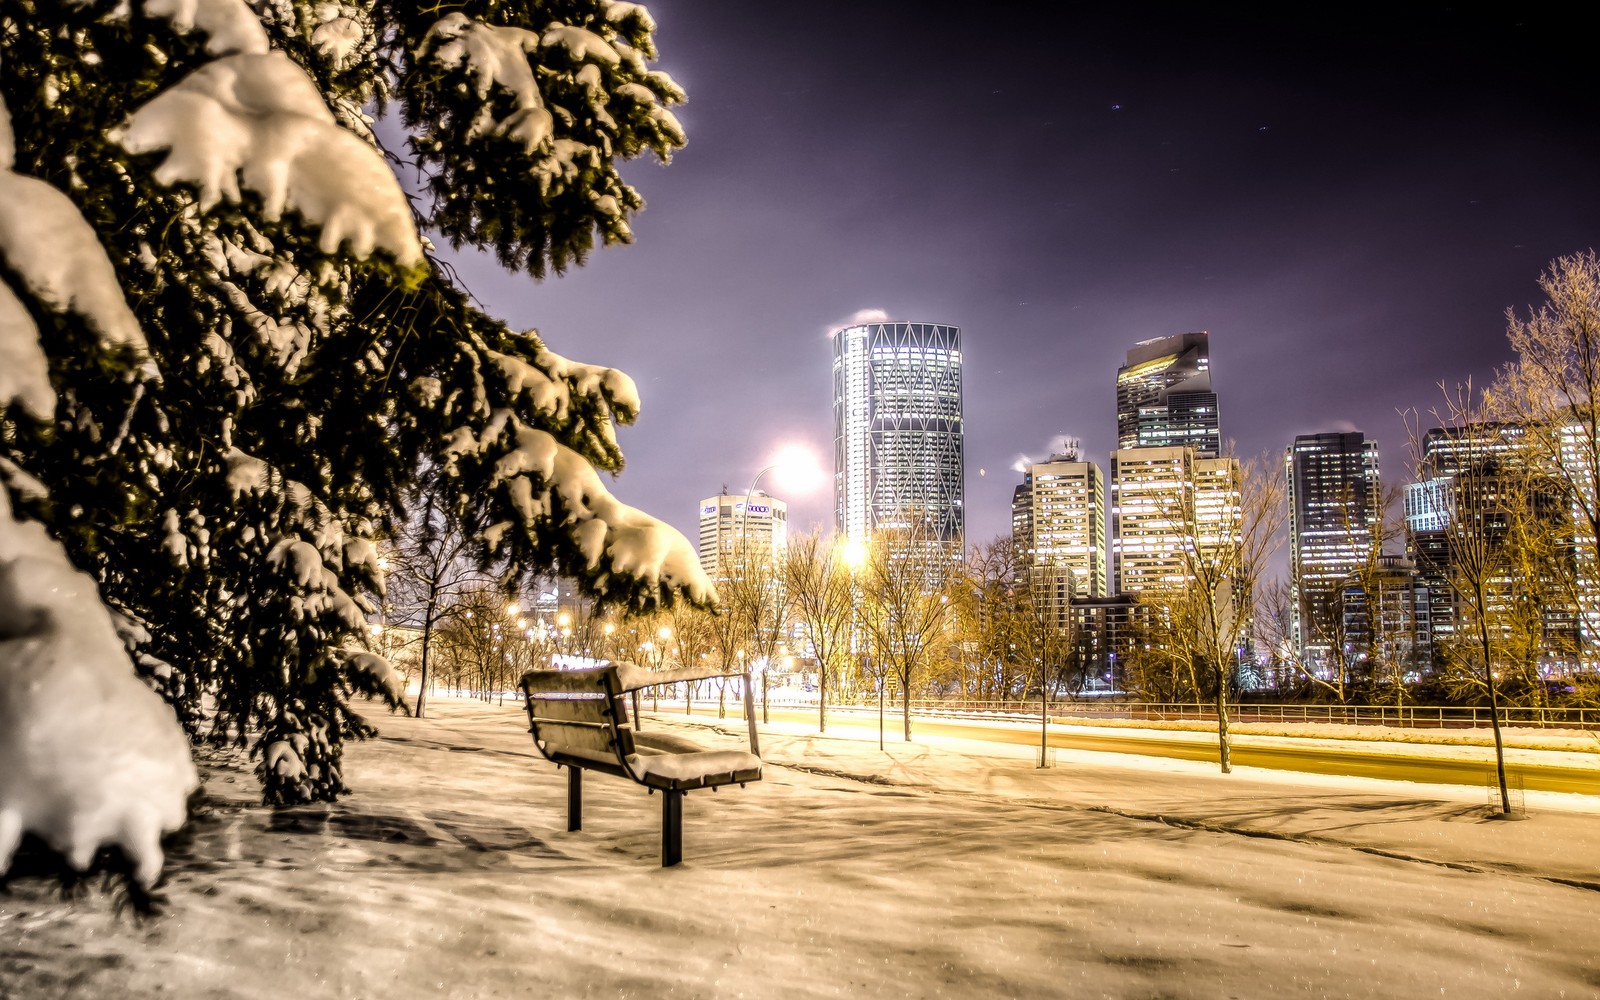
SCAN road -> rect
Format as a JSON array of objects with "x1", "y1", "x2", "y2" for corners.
[{"x1": 737, "y1": 705, "x2": 1600, "y2": 796}]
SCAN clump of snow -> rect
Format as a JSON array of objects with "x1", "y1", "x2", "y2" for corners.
[
  {"x1": 0, "y1": 490, "x2": 198, "y2": 889},
  {"x1": 420, "y1": 14, "x2": 552, "y2": 150},
  {"x1": 66, "y1": 0, "x2": 270, "y2": 57},
  {"x1": 263, "y1": 738, "x2": 306, "y2": 782},
  {"x1": 267, "y1": 538, "x2": 325, "y2": 590},
  {"x1": 446, "y1": 415, "x2": 713, "y2": 604},
  {"x1": 485, "y1": 341, "x2": 638, "y2": 426},
  {"x1": 345, "y1": 650, "x2": 405, "y2": 704},
  {"x1": 117, "y1": 52, "x2": 423, "y2": 267},
  {"x1": 223, "y1": 446, "x2": 269, "y2": 496},
  {"x1": 536, "y1": 344, "x2": 640, "y2": 417},
  {"x1": 0, "y1": 279, "x2": 54, "y2": 421},
  {"x1": 603, "y1": 1, "x2": 656, "y2": 31},
  {"x1": 309, "y1": 7, "x2": 366, "y2": 70},
  {"x1": 540, "y1": 24, "x2": 620, "y2": 66},
  {"x1": 143, "y1": 0, "x2": 271, "y2": 56},
  {"x1": 0, "y1": 97, "x2": 146, "y2": 352}
]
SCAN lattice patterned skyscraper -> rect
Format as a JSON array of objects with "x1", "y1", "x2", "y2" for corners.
[{"x1": 832, "y1": 320, "x2": 965, "y2": 554}]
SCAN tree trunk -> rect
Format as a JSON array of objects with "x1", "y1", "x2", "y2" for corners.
[
  {"x1": 901, "y1": 673, "x2": 912, "y2": 742},
  {"x1": 1215, "y1": 662, "x2": 1232, "y2": 773},
  {"x1": 877, "y1": 673, "x2": 885, "y2": 751},
  {"x1": 1039, "y1": 681, "x2": 1050, "y2": 768},
  {"x1": 1480, "y1": 608, "x2": 1513, "y2": 816},
  {"x1": 818, "y1": 658, "x2": 828, "y2": 734}
]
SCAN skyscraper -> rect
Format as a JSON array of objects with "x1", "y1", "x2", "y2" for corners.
[
  {"x1": 1115, "y1": 332, "x2": 1219, "y2": 458},
  {"x1": 1013, "y1": 446, "x2": 1107, "y2": 604},
  {"x1": 832, "y1": 319, "x2": 964, "y2": 551},
  {"x1": 697, "y1": 490, "x2": 788, "y2": 585},
  {"x1": 1110, "y1": 446, "x2": 1240, "y2": 594},
  {"x1": 1286, "y1": 431, "x2": 1381, "y2": 665}
]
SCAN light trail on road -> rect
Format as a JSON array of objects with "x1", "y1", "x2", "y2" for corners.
[{"x1": 736, "y1": 706, "x2": 1600, "y2": 796}]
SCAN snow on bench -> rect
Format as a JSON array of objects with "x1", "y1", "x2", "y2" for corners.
[{"x1": 518, "y1": 660, "x2": 761, "y2": 866}]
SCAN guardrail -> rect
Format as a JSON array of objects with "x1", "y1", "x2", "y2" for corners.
[{"x1": 747, "y1": 697, "x2": 1600, "y2": 731}]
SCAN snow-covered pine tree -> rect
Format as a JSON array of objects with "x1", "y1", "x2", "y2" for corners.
[{"x1": 0, "y1": 0, "x2": 708, "y2": 885}]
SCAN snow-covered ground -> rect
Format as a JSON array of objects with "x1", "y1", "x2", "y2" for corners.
[{"x1": 3, "y1": 695, "x2": 1597, "y2": 999}]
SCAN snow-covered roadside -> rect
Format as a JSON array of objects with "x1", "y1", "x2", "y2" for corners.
[
  {"x1": 3, "y1": 696, "x2": 1596, "y2": 1000},
  {"x1": 656, "y1": 706, "x2": 1600, "y2": 884}
]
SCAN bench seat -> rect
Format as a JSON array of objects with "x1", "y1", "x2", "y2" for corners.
[{"x1": 628, "y1": 749, "x2": 763, "y2": 791}]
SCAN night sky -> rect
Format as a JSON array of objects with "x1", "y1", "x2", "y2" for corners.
[{"x1": 442, "y1": 2, "x2": 1600, "y2": 550}]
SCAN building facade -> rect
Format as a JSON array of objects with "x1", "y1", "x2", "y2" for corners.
[
  {"x1": 1338, "y1": 554, "x2": 1438, "y2": 684},
  {"x1": 1115, "y1": 332, "x2": 1220, "y2": 458},
  {"x1": 1404, "y1": 421, "x2": 1582, "y2": 672},
  {"x1": 1013, "y1": 448, "x2": 1108, "y2": 617},
  {"x1": 1110, "y1": 446, "x2": 1241, "y2": 595},
  {"x1": 696, "y1": 491, "x2": 788, "y2": 585},
  {"x1": 1286, "y1": 431, "x2": 1382, "y2": 667},
  {"x1": 832, "y1": 320, "x2": 965, "y2": 554}
]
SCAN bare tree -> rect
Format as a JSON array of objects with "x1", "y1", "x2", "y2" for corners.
[
  {"x1": 1016, "y1": 564, "x2": 1081, "y2": 767},
  {"x1": 858, "y1": 521, "x2": 959, "y2": 743},
  {"x1": 722, "y1": 534, "x2": 789, "y2": 723},
  {"x1": 952, "y1": 538, "x2": 1030, "y2": 702},
  {"x1": 784, "y1": 530, "x2": 859, "y2": 733},
  {"x1": 1166, "y1": 449, "x2": 1286, "y2": 773},
  {"x1": 385, "y1": 479, "x2": 482, "y2": 718},
  {"x1": 1406, "y1": 385, "x2": 1519, "y2": 816},
  {"x1": 666, "y1": 601, "x2": 715, "y2": 713},
  {"x1": 1252, "y1": 578, "x2": 1298, "y2": 693},
  {"x1": 1492, "y1": 249, "x2": 1600, "y2": 668}
]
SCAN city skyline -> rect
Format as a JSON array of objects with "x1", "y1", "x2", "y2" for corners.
[{"x1": 438, "y1": 3, "x2": 1600, "y2": 550}]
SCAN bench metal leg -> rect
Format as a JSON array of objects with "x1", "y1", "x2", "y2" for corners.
[
  {"x1": 567, "y1": 767, "x2": 583, "y2": 832},
  {"x1": 661, "y1": 789, "x2": 684, "y2": 867}
]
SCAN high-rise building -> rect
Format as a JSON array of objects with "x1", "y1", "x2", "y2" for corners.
[
  {"x1": 1286, "y1": 431, "x2": 1381, "y2": 665},
  {"x1": 832, "y1": 320, "x2": 964, "y2": 553},
  {"x1": 1110, "y1": 446, "x2": 1240, "y2": 594},
  {"x1": 696, "y1": 490, "x2": 788, "y2": 585},
  {"x1": 1404, "y1": 421, "x2": 1580, "y2": 671},
  {"x1": 1115, "y1": 332, "x2": 1219, "y2": 458},
  {"x1": 1013, "y1": 447, "x2": 1107, "y2": 617},
  {"x1": 1338, "y1": 554, "x2": 1439, "y2": 680}
]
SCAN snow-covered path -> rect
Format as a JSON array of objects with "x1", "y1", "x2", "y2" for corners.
[{"x1": 3, "y1": 697, "x2": 1597, "y2": 999}]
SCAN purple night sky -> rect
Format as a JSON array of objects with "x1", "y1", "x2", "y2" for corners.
[{"x1": 440, "y1": 3, "x2": 1600, "y2": 550}]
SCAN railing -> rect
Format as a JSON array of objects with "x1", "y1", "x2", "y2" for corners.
[{"x1": 751, "y1": 696, "x2": 1600, "y2": 731}]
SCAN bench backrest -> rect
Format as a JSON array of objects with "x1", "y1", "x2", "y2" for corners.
[{"x1": 519, "y1": 666, "x2": 636, "y2": 775}]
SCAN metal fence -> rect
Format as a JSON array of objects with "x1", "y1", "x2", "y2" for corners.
[{"x1": 769, "y1": 697, "x2": 1600, "y2": 731}]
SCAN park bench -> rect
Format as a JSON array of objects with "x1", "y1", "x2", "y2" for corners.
[{"x1": 518, "y1": 660, "x2": 762, "y2": 866}]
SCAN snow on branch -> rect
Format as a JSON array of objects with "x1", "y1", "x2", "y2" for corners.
[
  {"x1": 417, "y1": 10, "x2": 682, "y2": 183},
  {"x1": 448, "y1": 414, "x2": 714, "y2": 605},
  {"x1": 0, "y1": 490, "x2": 198, "y2": 889},
  {"x1": 0, "y1": 91, "x2": 145, "y2": 360},
  {"x1": 117, "y1": 53, "x2": 423, "y2": 268},
  {"x1": 0, "y1": 279, "x2": 55, "y2": 421},
  {"x1": 68, "y1": 0, "x2": 271, "y2": 56},
  {"x1": 421, "y1": 14, "x2": 553, "y2": 150},
  {"x1": 483, "y1": 337, "x2": 639, "y2": 458}
]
